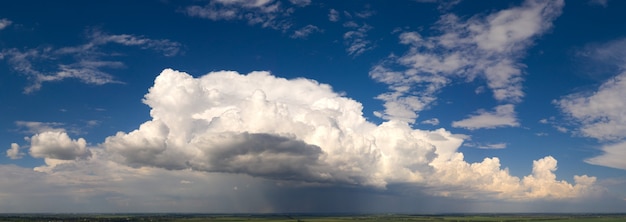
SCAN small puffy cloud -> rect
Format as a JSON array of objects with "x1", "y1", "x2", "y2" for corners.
[
  {"x1": 0, "y1": 18, "x2": 12, "y2": 30},
  {"x1": 452, "y1": 104, "x2": 520, "y2": 130},
  {"x1": 290, "y1": 25, "x2": 322, "y2": 39},
  {"x1": 421, "y1": 118, "x2": 440, "y2": 126},
  {"x1": 29, "y1": 131, "x2": 91, "y2": 160},
  {"x1": 6, "y1": 143, "x2": 24, "y2": 159},
  {"x1": 585, "y1": 141, "x2": 626, "y2": 170},
  {"x1": 328, "y1": 9, "x2": 340, "y2": 22},
  {"x1": 370, "y1": 0, "x2": 564, "y2": 122}
]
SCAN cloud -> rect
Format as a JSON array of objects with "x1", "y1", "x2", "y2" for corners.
[
  {"x1": 465, "y1": 142, "x2": 507, "y2": 149},
  {"x1": 585, "y1": 141, "x2": 626, "y2": 170},
  {"x1": 89, "y1": 69, "x2": 594, "y2": 199},
  {"x1": 289, "y1": 0, "x2": 310, "y2": 7},
  {"x1": 452, "y1": 104, "x2": 520, "y2": 130},
  {"x1": 0, "y1": 18, "x2": 12, "y2": 30},
  {"x1": 0, "y1": 29, "x2": 181, "y2": 93},
  {"x1": 557, "y1": 71, "x2": 626, "y2": 141},
  {"x1": 290, "y1": 25, "x2": 322, "y2": 39},
  {"x1": 14, "y1": 121, "x2": 65, "y2": 134},
  {"x1": 370, "y1": 0, "x2": 564, "y2": 123},
  {"x1": 6, "y1": 143, "x2": 24, "y2": 159},
  {"x1": 557, "y1": 70, "x2": 626, "y2": 170},
  {"x1": 588, "y1": 0, "x2": 608, "y2": 7},
  {"x1": 29, "y1": 131, "x2": 91, "y2": 160},
  {"x1": 335, "y1": 7, "x2": 377, "y2": 57},
  {"x1": 185, "y1": 0, "x2": 294, "y2": 31},
  {"x1": 414, "y1": 0, "x2": 462, "y2": 11},
  {"x1": 421, "y1": 118, "x2": 440, "y2": 126},
  {"x1": 5, "y1": 69, "x2": 598, "y2": 208},
  {"x1": 576, "y1": 38, "x2": 626, "y2": 78},
  {"x1": 328, "y1": 9, "x2": 340, "y2": 22},
  {"x1": 343, "y1": 23, "x2": 374, "y2": 56}
]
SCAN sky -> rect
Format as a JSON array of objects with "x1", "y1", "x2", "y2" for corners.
[{"x1": 1, "y1": 0, "x2": 626, "y2": 213}]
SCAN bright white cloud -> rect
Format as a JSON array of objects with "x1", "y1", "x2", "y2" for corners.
[
  {"x1": 91, "y1": 69, "x2": 594, "y2": 199},
  {"x1": 370, "y1": 0, "x2": 564, "y2": 123},
  {"x1": 6, "y1": 143, "x2": 24, "y2": 159},
  {"x1": 290, "y1": 25, "x2": 322, "y2": 39},
  {"x1": 452, "y1": 104, "x2": 520, "y2": 130},
  {"x1": 0, "y1": 18, "x2": 12, "y2": 30},
  {"x1": 29, "y1": 131, "x2": 91, "y2": 160},
  {"x1": 0, "y1": 29, "x2": 181, "y2": 93},
  {"x1": 185, "y1": 0, "x2": 293, "y2": 31}
]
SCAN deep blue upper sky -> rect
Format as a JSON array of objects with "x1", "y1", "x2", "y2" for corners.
[{"x1": 1, "y1": 0, "x2": 626, "y2": 213}]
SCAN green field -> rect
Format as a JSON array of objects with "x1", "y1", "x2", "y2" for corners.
[{"x1": 1, "y1": 214, "x2": 626, "y2": 222}]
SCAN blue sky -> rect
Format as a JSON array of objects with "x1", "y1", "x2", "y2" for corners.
[{"x1": 1, "y1": 0, "x2": 626, "y2": 213}]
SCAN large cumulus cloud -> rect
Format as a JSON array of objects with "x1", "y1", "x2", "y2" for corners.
[{"x1": 93, "y1": 69, "x2": 596, "y2": 199}]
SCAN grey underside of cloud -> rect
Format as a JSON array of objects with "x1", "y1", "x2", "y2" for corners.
[{"x1": 369, "y1": 0, "x2": 564, "y2": 129}]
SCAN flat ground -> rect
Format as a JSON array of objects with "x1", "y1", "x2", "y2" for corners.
[{"x1": 1, "y1": 214, "x2": 626, "y2": 222}]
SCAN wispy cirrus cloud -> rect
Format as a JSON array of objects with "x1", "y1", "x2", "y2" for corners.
[
  {"x1": 370, "y1": 0, "x2": 564, "y2": 126},
  {"x1": 343, "y1": 22, "x2": 374, "y2": 56},
  {"x1": 185, "y1": 0, "x2": 294, "y2": 31},
  {"x1": 0, "y1": 29, "x2": 182, "y2": 93},
  {"x1": 185, "y1": 0, "x2": 323, "y2": 41},
  {"x1": 290, "y1": 24, "x2": 322, "y2": 39}
]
